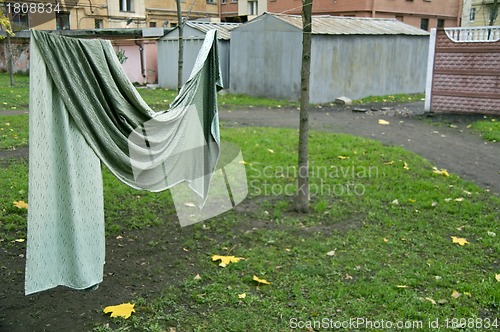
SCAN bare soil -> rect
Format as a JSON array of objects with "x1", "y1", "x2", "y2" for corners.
[{"x1": 1, "y1": 101, "x2": 499, "y2": 331}]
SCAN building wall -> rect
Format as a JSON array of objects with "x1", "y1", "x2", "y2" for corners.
[
  {"x1": 266, "y1": 0, "x2": 461, "y2": 30},
  {"x1": 158, "y1": 26, "x2": 231, "y2": 89},
  {"x1": 230, "y1": 15, "x2": 302, "y2": 99},
  {"x1": 310, "y1": 35, "x2": 429, "y2": 103},
  {"x1": 14, "y1": 0, "x2": 111, "y2": 30},
  {"x1": 9, "y1": 0, "x2": 220, "y2": 31},
  {"x1": 146, "y1": 0, "x2": 219, "y2": 28},
  {"x1": 230, "y1": 14, "x2": 429, "y2": 103},
  {"x1": 467, "y1": 0, "x2": 500, "y2": 27},
  {"x1": 220, "y1": 1, "x2": 239, "y2": 21},
  {"x1": 428, "y1": 27, "x2": 500, "y2": 115},
  {"x1": 0, "y1": 38, "x2": 30, "y2": 73}
]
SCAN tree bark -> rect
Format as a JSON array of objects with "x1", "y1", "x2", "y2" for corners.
[
  {"x1": 295, "y1": 0, "x2": 312, "y2": 213},
  {"x1": 7, "y1": 31, "x2": 14, "y2": 86},
  {"x1": 176, "y1": 0, "x2": 183, "y2": 92},
  {"x1": 489, "y1": 0, "x2": 499, "y2": 26}
]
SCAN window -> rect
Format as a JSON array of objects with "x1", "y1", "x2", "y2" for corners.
[
  {"x1": 11, "y1": 12, "x2": 29, "y2": 31},
  {"x1": 149, "y1": 21, "x2": 157, "y2": 27},
  {"x1": 56, "y1": 12, "x2": 70, "y2": 30},
  {"x1": 95, "y1": 19, "x2": 103, "y2": 29},
  {"x1": 120, "y1": 0, "x2": 134, "y2": 12},
  {"x1": 248, "y1": 0, "x2": 258, "y2": 15},
  {"x1": 420, "y1": 18, "x2": 429, "y2": 31},
  {"x1": 470, "y1": 7, "x2": 476, "y2": 22},
  {"x1": 207, "y1": 0, "x2": 216, "y2": 3},
  {"x1": 437, "y1": 19, "x2": 444, "y2": 28},
  {"x1": 395, "y1": 15, "x2": 403, "y2": 22},
  {"x1": 222, "y1": 0, "x2": 226, "y2": 4}
]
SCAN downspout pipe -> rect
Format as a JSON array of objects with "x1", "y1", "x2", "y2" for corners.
[{"x1": 135, "y1": 37, "x2": 146, "y2": 83}]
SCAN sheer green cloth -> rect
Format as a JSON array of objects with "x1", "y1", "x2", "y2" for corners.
[{"x1": 26, "y1": 30, "x2": 222, "y2": 294}]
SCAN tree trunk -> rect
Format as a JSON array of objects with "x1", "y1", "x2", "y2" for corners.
[
  {"x1": 489, "y1": 0, "x2": 499, "y2": 26},
  {"x1": 7, "y1": 32, "x2": 14, "y2": 86},
  {"x1": 295, "y1": 0, "x2": 312, "y2": 213},
  {"x1": 176, "y1": 0, "x2": 183, "y2": 92}
]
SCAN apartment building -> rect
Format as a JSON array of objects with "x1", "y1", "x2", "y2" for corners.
[
  {"x1": 3, "y1": 0, "x2": 219, "y2": 31},
  {"x1": 221, "y1": 0, "x2": 462, "y2": 30},
  {"x1": 463, "y1": 0, "x2": 500, "y2": 26},
  {"x1": 3, "y1": 0, "x2": 468, "y2": 31}
]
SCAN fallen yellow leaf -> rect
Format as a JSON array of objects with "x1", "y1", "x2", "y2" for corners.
[
  {"x1": 451, "y1": 236, "x2": 469, "y2": 246},
  {"x1": 384, "y1": 161, "x2": 395, "y2": 165},
  {"x1": 13, "y1": 200, "x2": 28, "y2": 209},
  {"x1": 337, "y1": 155, "x2": 349, "y2": 160},
  {"x1": 454, "y1": 197, "x2": 464, "y2": 202},
  {"x1": 103, "y1": 303, "x2": 135, "y2": 319},
  {"x1": 14, "y1": 239, "x2": 25, "y2": 243},
  {"x1": 383, "y1": 238, "x2": 389, "y2": 243},
  {"x1": 403, "y1": 162, "x2": 410, "y2": 170},
  {"x1": 267, "y1": 149, "x2": 275, "y2": 154},
  {"x1": 432, "y1": 167, "x2": 449, "y2": 177},
  {"x1": 238, "y1": 293, "x2": 246, "y2": 299},
  {"x1": 396, "y1": 285, "x2": 408, "y2": 288},
  {"x1": 495, "y1": 274, "x2": 500, "y2": 282},
  {"x1": 253, "y1": 275, "x2": 270, "y2": 285},
  {"x1": 378, "y1": 119, "x2": 390, "y2": 125},
  {"x1": 451, "y1": 290, "x2": 461, "y2": 299},
  {"x1": 424, "y1": 297, "x2": 436, "y2": 305},
  {"x1": 212, "y1": 255, "x2": 244, "y2": 267}
]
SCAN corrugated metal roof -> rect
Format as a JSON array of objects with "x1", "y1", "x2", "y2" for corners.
[
  {"x1": 185, "y1": 21, "x2": 241, "y2": 40},
  {"x1": 270, "y1": 13, "x2": 429, "y2": 36}
]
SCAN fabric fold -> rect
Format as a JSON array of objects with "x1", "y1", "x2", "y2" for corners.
[{"x1": 26, "y1": 30, "x2": 222, "y2": 294}]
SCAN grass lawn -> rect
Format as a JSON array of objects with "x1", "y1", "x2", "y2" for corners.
[
  {"x1": 0, "y1": 73, "x2": 29, "y2": 110},
  {"x1": 1, "y1": 124, "x2": 498, "y2": 331},
  {"x1": 0, "y1": 72, "x2": 498, "y2": 330},
  {"x1": 471, "y1": 119, "x2": 500, "y2": 142}
]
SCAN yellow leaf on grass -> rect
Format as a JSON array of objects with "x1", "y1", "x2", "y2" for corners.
[
  {"x1": 451, "y1": 290, "x2": 461, "y2": 299},
  {"x1": 238, "y1": 293, "x2": 246, "y2": 299},
  {"x1": 495, "y1": 274, "x2": 500, "y2": 282},
  {"x1": 403, "y1": 162, "x2": 410, "y2": 170},
  {"x1": 337, "y1": 155, "x2": 349, "y2": 160},
  {"x1": 103, "y1": 303, "x2": 135, "y2": 319},
  {"x1": 253, "y1": 275, "x2": 270, "y2": 285},
  {"x1": 13, "y1": 200, "x2": 28, "y2": 209},
  {"x1": 14, "y1": 239, "x2": 25, "y2": 243},
  {"x1": 454, "y1": 197, "x2": 464, "y2": 202},
  {"x1": 451, "y1": 236, "x2": 469, "y2": 246},
  {"x1": 384, "y1": 161, "x2": 395, "y2": 165},
  {"x1": 267, "y1": 149, "x2": 275, "y2": 154},
  {"x1": 383, "y1": 238, "x2": 389, "y2": 243},
  {"x1": 432, "y1": 167, "x2": 449, "y2": 177},
  {"x1": 396, "y1": 285, "x2": 408, "y2": 288},
  {"x1": 424, "y1": 297, "x2": 436, "y2": 305},
  {"x1": 378, "y1": 119, "x2": 390, "y2": 125},
  {"x1": 212, "y1": 255, "x2": 244, "y2": 267}
]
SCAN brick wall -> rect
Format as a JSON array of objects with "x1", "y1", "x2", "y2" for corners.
[
  {"x1": 430, "y1": 29, "x2": 500, "y2": 115},
  {"x1": 264, "y1": 0, "x2": 461, "y2": 30}
]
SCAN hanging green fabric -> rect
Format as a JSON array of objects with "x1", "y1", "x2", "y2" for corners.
[{"x1": 26, "y1": 30, "x2": 222, "y2": 295}]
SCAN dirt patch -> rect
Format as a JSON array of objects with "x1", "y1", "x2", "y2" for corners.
[{"x1": 0, "y1": 216, "x2": 199, "y2": 331}]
